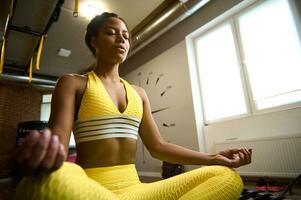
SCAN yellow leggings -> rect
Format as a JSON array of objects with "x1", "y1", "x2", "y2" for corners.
[{"x1": 15, "y1": 162, "x2": 243, "y2": 200}]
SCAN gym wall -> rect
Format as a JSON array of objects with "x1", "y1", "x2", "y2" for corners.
[{"x1": 0, "y1": 83, "x2": 41, "y2": 178}]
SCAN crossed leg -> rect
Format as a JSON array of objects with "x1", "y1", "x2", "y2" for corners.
[
  {"x1": 15, "y1": 162, "x2": 119, "y2": 200},
  {"x1": 15, "y1": 163, "x2": 242, "y2": 200},
  {"x1": 120, "y1": 165, "x2": 243, "y2": 200}
]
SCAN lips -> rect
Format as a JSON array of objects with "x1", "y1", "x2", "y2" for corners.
[{"x1": 115, "y1": 45, "x2": 127, "y2": 52}]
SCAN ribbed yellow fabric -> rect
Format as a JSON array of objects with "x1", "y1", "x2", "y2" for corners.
[
  {"x1": 15, "y1": 162, "x2": 119, "y2": 200},
  {"x1": 72, "y1": 71, "x2": 143, "y2": 143},
  {"x1": 84, "y1": 164, "x2": 142, "y2": 195},
  {"x1": 15, "y1": 162, "x2": 243, "y2": 200},
  {"x1": 77, "y1": 71, "x2": 143, "y2": 120}
]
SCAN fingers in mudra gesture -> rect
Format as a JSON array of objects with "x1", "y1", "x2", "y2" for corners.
[
  {"x1": 215, "y1": 148, "x2": 252, "y2": 168},
  {"x1": 15, "y1": 128, "x2": 66, "y2": 175}
]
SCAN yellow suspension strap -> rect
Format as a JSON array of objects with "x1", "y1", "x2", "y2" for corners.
[
  {"x1": 28, "y1": 55, "x2": 34, "y2": 83},
  {"x1": 0, "y1": 36, "x2": 5, "y2": 74},
  {"x1": 36, "y1": 35, "x2": 45, "y2": 70},
  {"x1": 74, "y1": 0, "x2": 79, "y2": 17},
  {"x1": 0, "y1": 13, "x2": 10, "y2": 74},
  {"x1": 28, "y1": 34, "x2": 45, "y2": 83},
  {"x1": 1, "y1": 0, "x2": 15, "y2": 74}
]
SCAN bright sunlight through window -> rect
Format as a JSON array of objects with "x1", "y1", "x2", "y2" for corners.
[
  {"x1": 196, "y1": 23, "x2": 247, "y2": 122},
  {"x1": 238, "y1": 0, "x2": 301, "y2": 110},
  {"x1": 193, "y1": 0, "x2": 301, "y2": 122}
]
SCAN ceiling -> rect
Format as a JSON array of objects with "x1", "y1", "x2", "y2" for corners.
[{"x1": 0, "y1": 0, "x2": 165, "y2": 79}]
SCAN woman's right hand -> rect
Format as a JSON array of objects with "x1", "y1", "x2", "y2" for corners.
[{"x1": 14, "y1": 128, "x2": 66, "y2": 176}]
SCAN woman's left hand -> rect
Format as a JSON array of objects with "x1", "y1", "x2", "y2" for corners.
[{"x1": 213, "y1": 148, "x2": 252, "y2": 168}]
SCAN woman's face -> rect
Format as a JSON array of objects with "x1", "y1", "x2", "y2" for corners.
[{"x1": 92, "y1": 17, "x2": 130, "y2": 64}]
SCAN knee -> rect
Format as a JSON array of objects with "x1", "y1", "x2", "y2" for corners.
[
  {"x1": 214, "y1": 166, "x2": 243, "y2": 184},
  {"x1": 227, "y1": 167, "x2": 243, "y2": 190},
  {"x1": 205, "y1": 166, "x2": 243, "y2": 194},
  {"x1": 227, "y1": 168, "x2": 243, "y2": 199},
  {"x1": 15, "y1": 162, "x2": 86, "y2": 200},
  {"x1": 216, "y1": 166, "x2": 244, "y2": 197}
]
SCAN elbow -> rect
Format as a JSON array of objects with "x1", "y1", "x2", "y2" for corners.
[
  {"x1": 149, "y1": 140, "x2": 166, "y2": 159},
  {"x1": 150, "y1": 150, "x2": 159, "y2": 159}
]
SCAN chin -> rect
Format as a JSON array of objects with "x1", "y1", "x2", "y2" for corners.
[{"x1": 114, "y1": 54, "x2": 127, "y2": 64}]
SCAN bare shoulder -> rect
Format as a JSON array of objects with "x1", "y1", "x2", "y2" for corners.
[
  {"x1": 57, "y1": 73, "x2": 87, "y2": 84},
  {"x1": 131, "y1": 84, "x2": 148, "y2": 101},
  {"x1": 56, "y1": 74, "x2": 87, "y2": 90}
]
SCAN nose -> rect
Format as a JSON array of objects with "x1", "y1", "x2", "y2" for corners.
[{"x1": 116, "y1": 33, "x2": 126, "y2": 43}]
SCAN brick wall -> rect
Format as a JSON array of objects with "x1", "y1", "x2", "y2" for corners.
[{"x1": 0, "y1": 83, "x2": 41, "y2": 178}]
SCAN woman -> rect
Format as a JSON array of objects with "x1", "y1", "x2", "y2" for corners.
[{"x1": 14, "y1": 12, "x2": 252, "y2": 200}]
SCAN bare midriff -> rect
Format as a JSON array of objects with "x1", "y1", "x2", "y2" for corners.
[{"x1": 75, "y1": 138, "x2": 137, "y2": 168}]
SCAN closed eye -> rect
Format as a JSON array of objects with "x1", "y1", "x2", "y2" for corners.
[
  {"x1": 106, "y1": 26, "x2": 129, "y2": 37},
  {"x1": 106, "y1": 30, "x2": 116, "y2": 35},
  {"x1": 123, "y1": 34, "x2": 129, "y2": 40},
  {"x1": 107, "y1": 33, "x2": 129, "y2": 40}
]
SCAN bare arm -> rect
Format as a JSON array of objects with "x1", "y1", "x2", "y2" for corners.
[
  {"x1": 136, "y1": 87, "x2": 251, "y2": 167},
  {"x1": 47, "y1": 74, "x2": 77, "y2": 150},
  {"x1": 14, "y1": 74, "x2": 77, "y2": 175}
]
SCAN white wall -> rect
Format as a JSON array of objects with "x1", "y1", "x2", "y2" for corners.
[{"x1": 204, "y1": 108, "x2": 301, "y2": 153}]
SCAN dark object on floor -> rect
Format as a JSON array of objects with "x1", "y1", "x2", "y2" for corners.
[
  {"x1": 240, "y1": 174, "x2": 301, "y2": 200},
  {"x1": 161, "y1": 161, "x2": 184, "y2": 179},
  {"x1": 240, "y1": 189, "x2": 283, "y2": 200},
  {"x1": 256, "y1": 177, "x2": 288, "y2": 192},
  {"x1": 16, "y1": 121, "x2": 48, "y2": 146}
]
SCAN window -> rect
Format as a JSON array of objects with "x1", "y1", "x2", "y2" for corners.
[
  {"x1": 40, "y1": 94, "x2": 76, "y2": 148},
  {"x1": 189, "y1": 0, "x2": 301, "y2": 123},
  {"x1": 238, "y1": 0, "x2": 301, "y2": 110},
  {"x1": 195, "y1": 23, "x2": 248, "y2": 121}
]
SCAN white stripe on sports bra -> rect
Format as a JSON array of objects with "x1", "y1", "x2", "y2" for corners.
[{"x1": 73, "y1": 115, "x2": 141, "y2": 144}]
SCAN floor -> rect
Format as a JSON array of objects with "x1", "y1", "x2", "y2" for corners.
[
  {"x1": 140, "y1": 176, "x2": 301, "y2": 200},
  {"x1": 1, "y1": 176, "x2": 300, "y2": 199},
  {"x1": 243, "y1": 181, "x2": 301, "y2": 200}
]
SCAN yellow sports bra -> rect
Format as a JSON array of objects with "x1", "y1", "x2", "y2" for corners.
[{"x1": 73, "y1": 71, "x2": 143, "y2": 144}]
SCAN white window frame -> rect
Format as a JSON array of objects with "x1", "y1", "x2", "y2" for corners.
[
  {"x1": 186, "y1": 0, "x2": 301, "y2": 124},
  {"x1": 40, "y1": 93, "x2": 77, "y2": 148}
]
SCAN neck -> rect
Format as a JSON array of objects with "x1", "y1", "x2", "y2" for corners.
[{"x1": 93, "y1": 60, "x2": 120, "y2": 82}]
